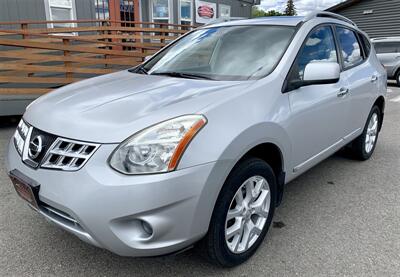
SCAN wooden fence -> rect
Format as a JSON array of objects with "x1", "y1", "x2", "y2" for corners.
[{"x1": 0, "y1": 19, "x2": 195, "y2": 96}]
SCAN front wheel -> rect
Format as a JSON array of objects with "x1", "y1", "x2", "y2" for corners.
[
  {"x1": 200, "y1": 158, "x2": 277, "y2": 267},
  {"x1": 350, "y1": 105, "x2": 382, "y2": 160}
]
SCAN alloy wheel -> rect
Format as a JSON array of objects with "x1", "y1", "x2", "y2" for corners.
[
  {"x1": 365, "y1": 112, "x2": 378, "y2": 153},
  {"x1": 225, "y1": 176, "x2": 271, "y2": 254}
]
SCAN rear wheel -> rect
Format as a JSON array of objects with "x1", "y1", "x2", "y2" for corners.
[
  {"x1": 396, "y1": 70, "x2": 400, "y2": 87},
  {"x1": 200, "y1": 158, "x2": 277, "y2": 267},
  {"x1": 350, "y1": 105, "x2": 381, "y2": 160}
]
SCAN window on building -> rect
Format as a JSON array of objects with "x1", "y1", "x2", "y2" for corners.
[
  {"x1": 94, "y1": 0, "x2": 110, "y2": 20},
  {"x1": 46, "y1": 0, "x2": 77, "y2": 28},
  {"x1": 180, "y1": 0, "x2": 192, "y2": 25},
  {"x1": 219, "y1": 4, "x2": 231, "y2": 18},
  {"x1": 151, "y1": 0, "x2": 171, "y2": 24},
  {"x1": 120, "y1": 0, "x2": 137, "y2": 23},
  {"x1": 336, "y1": 27, "x2": 364, "y2": 69}
]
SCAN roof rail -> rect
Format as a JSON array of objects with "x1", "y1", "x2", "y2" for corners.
[
  {"x1": 303, "y1": 11, "x2": 357, "y2": 27},
  {"x1": 205, "y1": 17, "x2": 248, "y2": 26}
]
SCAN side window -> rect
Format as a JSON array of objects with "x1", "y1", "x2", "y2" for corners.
[
  {"x1": 374, "y1": 42, "x2": 400, "y2": 54},
  {"x1": 359, "y1": 33, "x2": 371, "y2": 57},
  {"x1": 336, "y1": 27, "x2": 364, "y2": 68},
  {"x1": 289, "y1": 26, "x2": 338, "y2": 82}
]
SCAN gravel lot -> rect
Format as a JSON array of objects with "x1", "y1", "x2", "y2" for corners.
[{"x1": 1, "y1": 85, "x2": 400, "y2": 276}]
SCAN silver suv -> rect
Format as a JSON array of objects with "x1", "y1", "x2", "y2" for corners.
[
  {"x1": 6, "y1": 12, "x2": 386, "y2": 267},
  {"x1": 372, "y1": 37, "x2": 400, "y2": 86}
]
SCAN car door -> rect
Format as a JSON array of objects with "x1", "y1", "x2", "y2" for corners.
[
  {"x1": 285, "y1": 25, "x2": 351, "y2": 174},
  {"x1": 336, "y1": 27, "x2": 379, "y2": 134}
]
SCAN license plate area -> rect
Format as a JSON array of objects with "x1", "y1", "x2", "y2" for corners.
[{"x1": 9, "y1": 170, "x2": 40, "y2": 210}]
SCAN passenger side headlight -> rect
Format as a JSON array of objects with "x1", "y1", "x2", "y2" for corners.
[{"x1": 109, "y1": 115, "x2": 207, "y2": 175}]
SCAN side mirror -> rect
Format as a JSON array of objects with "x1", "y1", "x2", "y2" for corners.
[
  {"x1": 303, "y1": 61, "x2": 340, "y2": 84},
  {"x1": 287, "y1": 62, "x2": 340, "y2": 91},
  {"x1": 144, "y1": 55, "x2": 153, "y2": 62}
]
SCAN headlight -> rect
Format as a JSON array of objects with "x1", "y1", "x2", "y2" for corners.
[{"x1": 109, "y1": 115, "x2": 207, "y2": 175}]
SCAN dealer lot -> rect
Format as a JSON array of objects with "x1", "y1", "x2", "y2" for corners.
[{"x1": 1, "y1": 84, "x2": 399, "y2": 276}]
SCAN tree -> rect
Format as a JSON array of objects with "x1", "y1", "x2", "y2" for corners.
[
  {"x1": 266, "y1": 10, "x2": 284, "y2": 16},
  {"x1": 284, "y1": 0, "x2": 297, "y2": 16},
  {"x1": 252, "y1": 6, "x2": 267, "y2": 17},
  {"x1": 252, "y1": 6, "x2": 284, "y2": 18}
]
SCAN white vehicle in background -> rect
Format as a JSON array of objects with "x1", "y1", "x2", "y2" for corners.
[{"x1": 372, "y1": 37, "x2": 400, "y2": 86}]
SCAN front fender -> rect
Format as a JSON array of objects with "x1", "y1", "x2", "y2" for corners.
[
  {"x1": 217, "y1": 122, "x2": 291, "y2": 174},
  {"x1": 186, "y1": 122, "x2": 292, "y2": 237}
]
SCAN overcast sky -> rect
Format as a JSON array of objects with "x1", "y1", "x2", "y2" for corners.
[{"x1": 259, "y1": 0, "x2": 345, "y2": 15}]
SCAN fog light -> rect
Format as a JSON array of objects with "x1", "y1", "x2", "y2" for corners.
[{"x1": 141, "y1": 220, "x2": 153, "y2": 236}]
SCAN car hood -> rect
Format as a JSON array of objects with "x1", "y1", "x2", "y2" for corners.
[{"x1": 24, "y1": 71, "x2": 249, "y2": 143}]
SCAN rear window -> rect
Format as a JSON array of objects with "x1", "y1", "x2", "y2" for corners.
[
  {"x1": 374, "y1": 42, "x2": 400, "y2": 54},
  {"x1": 336, "y1": 27, "x2": 364, "y2": 69},
  {"x1": 359, "y1": 33, "x2": 371, "y2": 57}
]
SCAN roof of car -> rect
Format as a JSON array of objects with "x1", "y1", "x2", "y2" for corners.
[
  {"x1": 205, "y1": 12, "x2": 356, "y2": 28},
  {"x1": 207, "y1": 16, "x2": 305, "y2": 27}
]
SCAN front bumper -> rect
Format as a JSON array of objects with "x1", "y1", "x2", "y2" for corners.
[{"x1": 6, "y1": 139, "x2": 229, "y2": 257}]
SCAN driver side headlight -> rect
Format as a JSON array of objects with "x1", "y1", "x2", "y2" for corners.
[{"x1": 109, "y1": 115, "x2": 207, "y2": 175}]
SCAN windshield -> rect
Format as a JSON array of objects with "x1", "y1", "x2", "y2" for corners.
[{"x1": 142, "y1": 25, "x2": 296, "y2": 81}]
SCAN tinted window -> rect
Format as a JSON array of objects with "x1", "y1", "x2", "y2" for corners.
[
  {"x1": 374, "y1": 42, "x2": 400, "y2": 54},
  {"x1": 336, "y1": 27, "x2": 364, "y2": 68},
  {"x1": 143, "y1": 25, "x2": 296, "y2": 81},
  {"x1": 359, "y1": 33, "x2": 371, "y2": 57},
  {"x1": 289, "y1": 26, "x2": 338, "y2": 82}
]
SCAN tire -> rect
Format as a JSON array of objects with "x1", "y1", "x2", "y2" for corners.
[
  {"x1": 200, "y1": 157, "x2": 277, "y2": 267},
  {"x1": 350, "y1": 105, "x2": 382, "y2": 160},
  {"x1": 396, "y1": 70, "x2": 400, "y2": 87}
]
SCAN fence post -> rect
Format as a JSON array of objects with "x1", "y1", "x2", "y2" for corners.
[
  {"x1": 62, "y1": 38, "x2": 72, "y2": 79},
  {"x1": 109, "y1": 0, "x2": 123, "y2": 51},
  {"x1": 20, "y1": 23, "x2": 35, "y2": 77},
  {"x1": 160, "y1": 24, "x2": 166, "y2": 47},
  {"x1": 20, "y1": 23, "x2": 28, "y2": 39}
]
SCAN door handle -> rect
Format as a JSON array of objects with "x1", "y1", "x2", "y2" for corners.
[
  {"x1": 371, "y1": 75, "x2": 378, "y2": 82},
  {"x1": 337, "y1": 88, "x2": 349, "y2": 97}
]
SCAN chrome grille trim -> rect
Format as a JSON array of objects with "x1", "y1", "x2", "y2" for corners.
[
  {"x1": 13, "y1": 119, "x2": 30, "y2": 156},
  {"x1": 14, "y1": 119, "x2": 100, "y2": 171},
  {"x1": 41, "y1": 204, "x2": 79, "y2": 225},
  {"x1": 41, "y1": 138, "x2": 100, "y2": 171},
  {"x1": 38, "y1": 203, "x2": 101, "y2": 248}
]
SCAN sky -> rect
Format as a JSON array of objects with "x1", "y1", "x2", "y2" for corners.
[{"x1": 259, "y1": 0, "x2": 346, "y2": 15}]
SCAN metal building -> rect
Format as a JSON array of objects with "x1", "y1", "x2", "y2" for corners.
[{"x1": 327, "y1": 0, "x2": 400, "y2": 38}]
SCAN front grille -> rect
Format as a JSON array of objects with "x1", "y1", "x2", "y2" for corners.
[
  {"x1": 27, "y1": 128, "x2": 57, "y2": 166},
  {"x1": 14, "y1": 119, "x2": 100, "y2": 171},
  {"x1": 41, "y1": 138, "x2": 99, "y2": 171}
]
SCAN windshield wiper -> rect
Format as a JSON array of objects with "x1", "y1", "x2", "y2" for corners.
[{"x1": 151, "y1": 71, "x2": 214, "y2": 80}]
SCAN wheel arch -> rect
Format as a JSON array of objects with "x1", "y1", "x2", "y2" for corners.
[
  {"x1": 373, "y1": 96, "x2": 385, "y2": 131},
  {"x1": 238, "y1": 142, "x2": 286, "y2": 206},
  {"x1": 191, "y1": 123, "x2": 291, "y2": 238}
]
